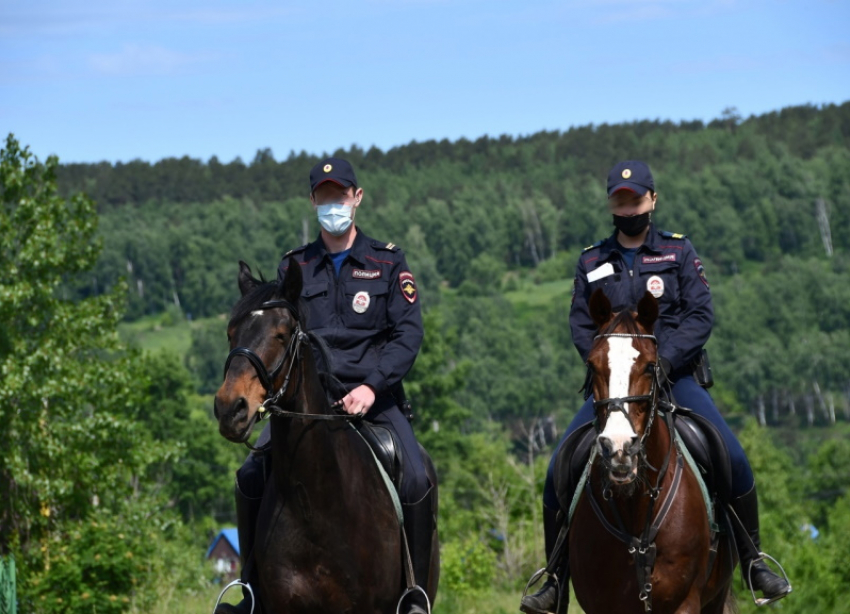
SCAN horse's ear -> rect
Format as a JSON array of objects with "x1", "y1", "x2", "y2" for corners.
[
  {"x1": 281, "y1": 256, "x2": 302, "y2": 306},
  {"x1": 589, "y1": 289, "x2": 613, "y2": 329},
  {"x1": 636, "y1": 291, "x2": 659, "y2": 333},
  {"x1": 238, "y1": 261, "x2": 257, "y2": 296}
]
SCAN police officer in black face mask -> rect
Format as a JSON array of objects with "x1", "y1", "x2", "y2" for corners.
[{"x1": 520, "y1": 160, "x2": 791, "y2": 614}]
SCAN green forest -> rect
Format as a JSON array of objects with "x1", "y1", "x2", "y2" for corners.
[{"x1": 2, "y1": 101, "x2": 850, "y2": 613}]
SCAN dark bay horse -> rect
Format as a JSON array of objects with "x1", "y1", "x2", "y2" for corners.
[
  {"x1": 213, "y1": 260, "x2": 439, "y2": 613},
  {"x1": 568, "y1": 289, "x2": 735, "y2": 614}
]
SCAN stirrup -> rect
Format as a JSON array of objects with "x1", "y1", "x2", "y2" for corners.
[
  {"x1": 213, "y1": 579, "x2": 255, "y2": 614},
  {"x1": 521, "y1": 567, "x2": 562, "y2": 614},
  {"x1": 746, "y1": 552, "x2": 792, "y2": 607},
  {"x1": 396, "y1": 585, "x2": 431, "y2": 614}
]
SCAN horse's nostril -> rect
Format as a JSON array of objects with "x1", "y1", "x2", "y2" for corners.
[{"x1": 598, "y1": 436, "x2": 614, "y2": 458}]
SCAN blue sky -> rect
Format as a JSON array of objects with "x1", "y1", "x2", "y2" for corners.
[{"x1": 2, "y1": 0, "x2": 849, "y2": 164}]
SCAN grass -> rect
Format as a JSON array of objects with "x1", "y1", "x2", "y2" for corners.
[
  {"x1": 135, "y1": 584, "x2": 588, "y2": 614},
  {"x1": 118, "y1": 312, "x2": 225, "y2": 357}
]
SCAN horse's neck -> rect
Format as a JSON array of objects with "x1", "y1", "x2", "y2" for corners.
[{"x1": 268, "y1": 362, "x2": 354, "y2": 492}]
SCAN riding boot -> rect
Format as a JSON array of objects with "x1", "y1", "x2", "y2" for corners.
[
  {"x1": 215, "y1": 481, "x2": 264, "y2": 614},
  {"x1": 520, "y1": 506, "x2": 569, "y2": 614},
  {"x1": 400, "y1": 486, "x2": 436, "y2": 614},
  {"x1": 729, "y1": 484, "x2": 791, "y2": 602}
]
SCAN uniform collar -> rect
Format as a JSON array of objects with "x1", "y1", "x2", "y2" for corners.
[
  {"x1": 598, "y1": 223, "x2": 661, "y2": 261},
  {"x1": 311, "y1": 227, "x2": 372, "y2": 266}
]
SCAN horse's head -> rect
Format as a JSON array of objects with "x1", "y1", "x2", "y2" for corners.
[
  {"x1": 213, "y1": 258, "x2": 304, "y2": 442},
  {"x1": 586, "y1": 289, "x2": 659, "y2": 486}
]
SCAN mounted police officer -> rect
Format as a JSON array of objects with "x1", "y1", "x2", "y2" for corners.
[
  {"x1": 520, "y1": 160, "x2": 791, "y2": 614},
  {"x1": 218, "y1": 157, "x2": 435, "y2": 614}
]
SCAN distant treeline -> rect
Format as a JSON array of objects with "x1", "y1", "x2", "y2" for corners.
[{"x1": 56, "y1": 102, "x2": 850, "y2": 425}]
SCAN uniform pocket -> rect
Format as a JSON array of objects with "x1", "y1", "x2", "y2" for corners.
[
  {"x1": 342, "y1": 280, "x2": 389, "y2": 330},
  {"x1": 638, "y1": 263, "x2": 678, "y2": 304},
  {"x1": 301, "y1": 281, "x2": 330, "y2": 328}
]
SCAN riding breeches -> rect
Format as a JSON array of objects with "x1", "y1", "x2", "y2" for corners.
[
  {"x1": 543, "y1": 375, "x2": 755, "y2": 511},
  {"x1": 236, "y1": 397, "x2": 431, "y2": 505}
]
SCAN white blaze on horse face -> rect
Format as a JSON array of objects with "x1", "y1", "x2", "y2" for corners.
[
  {"x1": 250, "y1": 310, "x2": 264, "y2": 317},
  {"x1": 600, "y1": 337, "x2": 640, "y2": 454}
]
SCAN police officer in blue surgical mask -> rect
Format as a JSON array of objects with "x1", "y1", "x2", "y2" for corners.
[
  {"x1": 217, "y1": 158, "x2": 435, "y2": 614},
  {"x1": 520, "y1": 160, "x2": 791, "y2": 614}
]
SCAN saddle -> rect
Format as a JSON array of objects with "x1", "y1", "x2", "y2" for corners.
[{"x1": 356, "y1": 421, "x2": 404, "y2": 491}]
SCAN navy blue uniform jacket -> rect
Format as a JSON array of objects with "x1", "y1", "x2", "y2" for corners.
[
  {"x1": 569, "y1": 224, "x2": 713, "y2": 375},
  {"x1": 277, "y1": 229, "x2": 423, "y2": 396}
]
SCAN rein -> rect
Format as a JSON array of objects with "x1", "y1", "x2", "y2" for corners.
[
  {"x1": 586, "y1": 331, "x2": 683, "y2": 612},
  {"x1": 222, "y1": 299, "x2": 359, "y2": 448}
]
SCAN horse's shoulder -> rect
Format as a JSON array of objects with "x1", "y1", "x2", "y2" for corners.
[
  {"x1": 658, "y1": 229, "x2": 688, "y2": 240},
  {"x1": 582, "y1": 238, "x2": 606, "y2": 253}
]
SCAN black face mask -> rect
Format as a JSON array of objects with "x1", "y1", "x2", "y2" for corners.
[{"x1": 612, "y1": 212, "x2": 651, "y2": 237}]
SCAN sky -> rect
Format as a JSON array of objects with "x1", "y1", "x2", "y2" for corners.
[{"x1": 2, "y1": 0, "x2": 849, "y2": 164}]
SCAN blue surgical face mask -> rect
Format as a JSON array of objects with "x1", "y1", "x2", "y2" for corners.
[{"x1": 316, "y1": 203, "x2": 354, "y2": 236}]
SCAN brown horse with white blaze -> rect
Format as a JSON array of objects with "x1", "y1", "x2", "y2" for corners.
[{"x1": 568, "y1": 289, "x2": 735, "y2": 614}]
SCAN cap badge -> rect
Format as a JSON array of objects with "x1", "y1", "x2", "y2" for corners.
[
  {"x1": 647, "y1": 275, "x2": 665, "y2": 299},
  {"x1": 323, "y1": 164, "x2": 333, "y2": 173},
  {"x1": 622, "y1": 169, "x2": 632, "y2": 179},
  {"x1": 352, "y1": 291, "x2": 370, "y2": 314}
]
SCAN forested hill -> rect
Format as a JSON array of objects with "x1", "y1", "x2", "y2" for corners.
[{"x1": 56, "y1": 102, "x2": 850, "y2": 427}]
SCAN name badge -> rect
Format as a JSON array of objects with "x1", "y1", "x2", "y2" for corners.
[{"x1": 587, "y1": 262, "x2": 615, "y2": 283}]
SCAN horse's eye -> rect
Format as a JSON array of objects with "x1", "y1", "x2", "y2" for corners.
[{"x1": 645, "y1": 363, "x2": 656, "y2": 375}]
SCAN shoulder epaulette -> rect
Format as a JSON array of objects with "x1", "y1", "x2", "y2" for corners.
[
  {"x1": 659, "y1": 230, "x2": 687, "y2": 240},
  {"x1": 374, "y1": 241, "x2": 400, "y2": 252},
  {"x1": 283, "y1": 244, "x2": 309, "y2": 258},
  {"x1": 582, "y1": 239, "x2": 605, "y2": 253}
]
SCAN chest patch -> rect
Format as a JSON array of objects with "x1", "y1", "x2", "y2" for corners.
[
  {"x1": 352, "y1": 268, "x2": 381, "y2": 280},
  {"x1": 352, "y1": 291, "x2": 371, "y2": 314},
  {"x1": 641, "y1": 254, "x2": 677, "y2": 265},
  {"x1": 647, "y1": 275, "x2": 665, "y2": 299}
]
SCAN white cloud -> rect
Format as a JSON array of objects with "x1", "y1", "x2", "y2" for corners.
[{"x1": 88, "y1": 44, "x2": 213, "y2": 76}]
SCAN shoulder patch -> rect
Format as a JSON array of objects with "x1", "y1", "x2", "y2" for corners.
[
  {"x1": 582, "y1": 239, "x2": 605, "y2": 253},
  {"x1": 659, "y1": 230, "x2": 687, "y2": 240},
  {"x1": 375, "y1": 241, "x2": 400, "y2": 252},
  {"x1": 283, "y1": 244, "x2": 309, "y2": 258}
]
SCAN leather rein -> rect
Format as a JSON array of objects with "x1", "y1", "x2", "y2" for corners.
[{"x1": 586, "y1": 331, "x2": 684, "y2": 612}]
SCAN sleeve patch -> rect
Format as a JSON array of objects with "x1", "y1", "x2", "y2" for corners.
[
  {"x1": 694, "y1": 258, "x2": 709, "y2": 288},
  {"x1": 399, "y1": 271, "x2": 417, "y2": 303}
]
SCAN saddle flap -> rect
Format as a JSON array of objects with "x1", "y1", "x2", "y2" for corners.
[
  {"x1": 356, "y1": 422, "x2": 403, "y2": 487},
  {"x1": 673, "y1": 413, "x2": 732, "y2": 503},
  {"x1": 553, "y1": 422, "x2": 596, "y2": 513}
]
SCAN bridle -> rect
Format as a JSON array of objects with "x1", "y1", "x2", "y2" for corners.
[
  {"x1": 591, "y1": 332, "x2": 661, "y2": 457},
  {"x1": 585, "y1": 331, "x2": 683, "y2": 612},
  {"x1": 222, "y1": 299, "x2": 359, "y2": 427}
]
